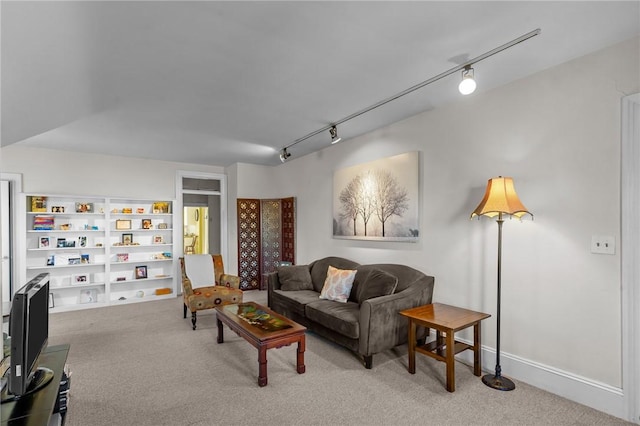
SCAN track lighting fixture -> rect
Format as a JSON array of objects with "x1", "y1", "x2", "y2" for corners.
[
  {"x1": 330, "y1": 125, "x2": 342, "y2": 144},
  {"x1": 276, "y1": 28, "x2": 540, "y2": 163},
  {"x1": 279, "y1": 148, "x2": 291, "y2": 163},
  {"x1": 458, "y1": 65, "x2": 477, "y2": 95}
]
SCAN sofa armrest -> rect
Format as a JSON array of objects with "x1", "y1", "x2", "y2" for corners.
[
  {"x1": 266, "y1": 271, "x2": 281, "y2": 307},
  {"x1": 358, "y1": 277, "x2": 434, "y2": 356}
]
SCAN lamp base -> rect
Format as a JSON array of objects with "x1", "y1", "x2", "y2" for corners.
[{"x1": 482, "y1": 373, "x2": 516, "y2": 391}]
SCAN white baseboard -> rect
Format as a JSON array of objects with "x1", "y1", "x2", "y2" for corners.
[{"x1": 452, "y1": 339, "x2": 626, "y2": 421}]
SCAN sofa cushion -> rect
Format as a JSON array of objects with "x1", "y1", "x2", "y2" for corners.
[
  {"x1": 309, "y1": 257, "x2": 360, "y2": 293},
  {"x1": 272, "y1": 289, "x2": 321, "y2": 316},
  {"x1": 353, "y1": 268, "x2": 398, "y2": 304},
  {"x1": 305, "y1": 300, "x2": 360, "y2": 339},
  {"x1": 278, "y1": 265, "x2": 313, "y2": 291},
  {"x1": 319, "y1": 266, "x2": 357, "y2": 303}
]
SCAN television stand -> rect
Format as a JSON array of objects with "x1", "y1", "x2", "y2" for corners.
[{"x1": 1, "y1": 344, "x2": 70, "y2": 425}]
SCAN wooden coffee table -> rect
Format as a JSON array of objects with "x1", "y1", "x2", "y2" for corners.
[
  {"x1": 215, "y1": 302, "x2": 306, "y2": 387},
  {"x1": 399, "y1": 303, "x2": 490, "y2": 392}
]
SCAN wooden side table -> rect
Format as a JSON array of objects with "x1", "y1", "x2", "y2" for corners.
[{"x1": 399, "y1": 303, "x2": 490, "y2": 392}]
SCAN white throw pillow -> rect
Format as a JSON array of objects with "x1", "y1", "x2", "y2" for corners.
[{"x1": 319, "y1": 265, "x2": 357, "y2": 303}]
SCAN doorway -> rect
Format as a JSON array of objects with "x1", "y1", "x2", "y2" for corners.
[{"x1": 176, "y1": 172, "x2": 226, "y2": 260}]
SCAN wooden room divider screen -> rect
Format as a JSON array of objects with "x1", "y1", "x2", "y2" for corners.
[{"x1": 237, "y1": 197, "x2": 295, "y2": 290}]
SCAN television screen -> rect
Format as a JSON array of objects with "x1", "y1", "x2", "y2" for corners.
[{"x1": 8, "y1": 273, "x2": 51, "y2": 397}]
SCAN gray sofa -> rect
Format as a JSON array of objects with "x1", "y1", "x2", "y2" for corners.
[{"x1": 266, "y1": 256, "x2": 435, "y2": 368}]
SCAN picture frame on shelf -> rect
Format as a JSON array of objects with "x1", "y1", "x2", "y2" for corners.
[
  {"x1": 122, "y1": 233, "x2": 133, "y2": 245},
  {"x1": 79, "y1": 288, "x2": 98, "y2": 304},
  {"x1": 117, "y1": 253, "x2": 129, "y2": 262},
  {"x1": 157, "y1": 223, "x2": 168, "y2": 229},
  {"x1": 152, "y1": 201, "x2": 170, "y2": 214},
  {"x1": 75, "y1": 202, "x2": 93, "y2": 213},
  {"x1": 78, "y1": 236, "x2": 87, "y2": 248},
  {"x1": 51, "y1": 206, "x2": 65, "y2": 213},
  {"x1": 135, "y1": 265, "x2": 148, "y2": 279},
  {"x1": 57, "y1": 238, "x2": 66, "y2": 248},
  {"x1": 141, "y1": 219, "x2": 152, "y2": 229},
  {"x1": 31, "y1": 196, "x2": 47, "y2": 212},
  {"x1": 68, "y1": 257, "x2": 81, "y2": 265},
  {"x1": 72, "y1": 274, "x2": 89, "y2": 284},
  {"x1": 153, "y1": 235, "x2": 164, "y2": 244},
  {"x1": 116, "y1": 219, "x2": 131, "y2": 230},
  {"x1": 81, "y1": 254, "x2": 90, "y2": 264},
  {"x1": 38, "y1": 236, "x2": 51, "y2": 248},
  {"x1": 47, "y1": 255, "x2": 55, "y2": 266}
]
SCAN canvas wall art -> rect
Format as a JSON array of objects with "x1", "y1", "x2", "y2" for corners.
[{"x1": 333, "y1": 151, "x2": 419, "y2": 241}]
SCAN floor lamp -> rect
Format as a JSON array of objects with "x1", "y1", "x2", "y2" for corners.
[{"x1": 471, "y1": 176, "x2": 532, "y2": 391}]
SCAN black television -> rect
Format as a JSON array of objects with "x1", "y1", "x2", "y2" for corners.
[{"x1": 5, "y1": 273, "x2": 52, "y2": 398}]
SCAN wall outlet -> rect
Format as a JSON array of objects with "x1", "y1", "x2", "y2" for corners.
[{"x1": 591, "y1": 235, "x2": 615, "y2": 255}]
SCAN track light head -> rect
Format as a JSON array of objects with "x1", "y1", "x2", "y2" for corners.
[
  {"x1": 330, "y1": 125, "x2": 342, "y2": 144},
  {"x1": 279, "y1": 148, "x2": 291, "y2": 163},
  {"x1": 458, "y1": 65, "x2": 477, "y2": 95}
]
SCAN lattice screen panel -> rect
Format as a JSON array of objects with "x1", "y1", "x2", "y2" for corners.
[
  {"x1": 237, "y1": 199, "x2": 261, "y2": 290},
  {"x1": 281, "y1": 197, "x2": 295, "y2": 264}
]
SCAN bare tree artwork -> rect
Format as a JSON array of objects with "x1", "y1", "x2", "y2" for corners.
[
  {"x1": 372, "y1": 169, "x2": 409, "y2": 237},
  {"x1": 333, "y1": 151, "x2": 419, "y2": 241}
]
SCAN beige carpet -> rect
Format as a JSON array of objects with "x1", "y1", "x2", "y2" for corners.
[{"x1": 48, "y1": 290, "x2": 630, "y2": 426}]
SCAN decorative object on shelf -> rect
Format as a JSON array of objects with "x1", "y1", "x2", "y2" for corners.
[
  {"x1": 59, "y1": 223, "x2": 71, "y2": 230},
  {"x1": 75, "y1": 202, "x2": 93, "y2": 213},
  {"x1": 157, "y1": 223, "x2": 168, "y2": 229},
  {"x1": 141, "y1": 219, "x2": 152, "y2": 229},
  {"x1": 72, "y1": 274, "x2": 88, "y2": 284},
  {"x1": 116, "y1": 253, "x2": 129, "y2": 262},
  {"x1": 79, "y1": 288, "x2": 98, "y2": 304},
  {"x1": 136, "y1": 290, "x2": 145, "y2": 298},
  {"x1": 31, "y1": 196, "x2": 47, "y2": 212},
  {"x1": 153, "y1": 235, "x2": 164, "y2": 244},
  {"x1": 152, "y1": 201, "x2": 170, "y2": 214},
  {"x1": 471, "y1": 176, "x2": 533, "y2": 392},
  {"x1": 33, "y1": 215, "x2": 54, "y2": 230},
  {"x1": 116, "y1": 219, "x2": 131, "y2": 230},
  {"x1": 135, "y1": 265, "x2": 148, "y2": 279},
  {"x1": 122, "y1": 208, "x2": 133, "y2": 214},
  {"x1": 122, "y1": 233, "x2": 133, "y2": 245},
  {"x1": 136, "y1": 208, "x2": 145, "y2": 214},
  {"x1": 155, "y1": 288, "x2": 172, "y2": 296},
  {"x1": 78, "y1": 236, "x2": 87, "y2": 248},
  {"x1": 51, "y1": 206, "x2": 65, "y2": 213},
  {"x1": 38, "y1": 236, "x2": 51, "y2": 248},
  {"x1": 116, "y1": 277, "x2": 126, "y2": 282}
]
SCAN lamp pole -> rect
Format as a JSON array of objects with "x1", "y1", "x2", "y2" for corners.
[{"x1": 482, "y1": 213, "x2": 516, "y2": 391}]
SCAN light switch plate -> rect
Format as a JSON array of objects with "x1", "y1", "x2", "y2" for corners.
[{"x1": 591, "y1": 235, "x2": 615, "y2": 255}]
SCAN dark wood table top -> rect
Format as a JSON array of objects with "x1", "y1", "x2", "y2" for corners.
[{"x1": 216, "y1": 302, "x2": 306, "y2": 342}]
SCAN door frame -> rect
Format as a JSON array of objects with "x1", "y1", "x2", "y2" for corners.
[
  {"x1": 621, "y1": 93, "x2": 639, "y2": 423},
  {"x1": 175, "y1": 171, "x2": 227, "y2": 261},
  {"x1": 0, "y1": 172, "x2": 24, "y2": 316}
]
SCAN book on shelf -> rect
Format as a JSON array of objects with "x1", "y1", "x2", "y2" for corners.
[{"x1": 33, "y1": 215, "x2": 54, "y2": 230}]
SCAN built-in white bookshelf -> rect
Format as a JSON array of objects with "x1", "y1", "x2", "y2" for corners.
[{"x1": 25, "y1": 194, "x2": 177, "y2": 312}]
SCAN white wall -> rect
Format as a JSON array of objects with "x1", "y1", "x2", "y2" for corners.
[{"x1": 230, "y1": 37, "x2": 639, "y2": 417}]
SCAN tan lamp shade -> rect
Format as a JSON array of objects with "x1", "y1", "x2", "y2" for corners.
[{"x1": 471, "y1": 176, "x2": 532, "y2": 219}]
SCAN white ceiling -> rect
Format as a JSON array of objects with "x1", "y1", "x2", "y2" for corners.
[{"x1": 2, "y1": 1, "x2": 639, "y2": 167}]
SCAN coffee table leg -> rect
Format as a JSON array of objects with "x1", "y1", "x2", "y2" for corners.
[
  {"x1": 474, "y1": 321, "x2": 482, "y2": 376},
  {"x1": 258, "y1": 346, "x2": 268, "y2": 387},
  {"x1": 408, "y1": 321, "x2": 416, "y2": 374},
  {"x1": 297, "y1": 335, "x2": 306, "y2": 374},
  {"x1": 445, "y1": 331, "x2": 455, "y2": 392},
  {"x1": 216, "y1": 318, "x2": 224, "y2": 344}
]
